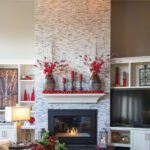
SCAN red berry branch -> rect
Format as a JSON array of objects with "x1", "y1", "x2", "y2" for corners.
[
  {"x1": 79, "y1": 54, "x2": 110, "y2": 76},
  {"x1": 34, "y1": 57, "x2": 68, "y2": 75}
]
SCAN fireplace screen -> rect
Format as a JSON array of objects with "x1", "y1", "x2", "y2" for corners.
[
  {"x1": 48, "y1": 109, "x2": 97, "y2": 146},
  {"x1": 54, "y1": 116, "x2": 91, "y2": 137}
]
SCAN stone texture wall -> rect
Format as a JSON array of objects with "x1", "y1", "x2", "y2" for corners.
[{"x1": 34, "y1": 0, "x2": 111, "y2": 145}]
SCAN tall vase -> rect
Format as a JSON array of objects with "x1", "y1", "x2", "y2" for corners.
[
  {"x1": 45, "y1": 74, "x2": 55, "y2": 91},
  {"x1": 89, "y1": 73, "x2": 101, "y2": 90}
]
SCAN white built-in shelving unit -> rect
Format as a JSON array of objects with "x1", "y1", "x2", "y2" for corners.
[
  {"x1": 110, "y1": 127, "x2": 131, "y2": 148},
  {"x1": 110, "y1": 56, "x2": 150, "y2": 149},
  {"x1": 111, "y1": 56, "x2": 150, "y2": 89},
  {"x1": 0, "y1": 60, "x2": 35, "y2": 141}
]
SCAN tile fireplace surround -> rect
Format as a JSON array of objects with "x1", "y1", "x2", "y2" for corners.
[
  {"x1": 34, "y1": 94, "x2": 110, "y2": 146},
  {"x1": 34, "y1": 0, "x2": 110, "y2": 147}
]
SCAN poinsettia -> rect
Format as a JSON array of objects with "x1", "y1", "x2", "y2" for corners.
[
  {"x1": 34, "y1": 57, "x2": 68, "y2": 75},
  {"x1": 80, "y1": 54, "x2": 109, "y2": 76}
]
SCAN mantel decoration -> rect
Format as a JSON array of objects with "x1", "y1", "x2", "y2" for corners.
[
  {"x1": 35, "y1": 58, "x2": 68, "y2": 91},
  {"x1": 35, "y1": 44, "x2": 68, "y2": 91},
  {"x1": 42, "y1": 90, "x2": 104, "y2": 94},
  {"x1": 80, "y1": 53, "x2": 109, "y2": 90}
]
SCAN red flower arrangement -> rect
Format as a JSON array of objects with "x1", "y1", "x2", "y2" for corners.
[
  {"x1": 34, "y1": 57, "x2": 68, "y2": 75},
  {"x1": 79, "y1": 54, "x2": 110, "y2": 76},
  {"x1": 29, "y1": 117, "x2": 35, "y2": 124}
]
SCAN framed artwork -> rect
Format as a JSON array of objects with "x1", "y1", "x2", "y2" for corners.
[
  {"x1": 139, "y1": 65, "x2": 150, "y2": 86},
  {"x1": 0, "y1": 68, "x2": 18, "y2": 109}
]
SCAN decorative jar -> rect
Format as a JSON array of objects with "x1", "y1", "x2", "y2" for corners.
[
  {"x1": 90, "y1": 73, "x2": 101, "y2": 90},
  {"x1": 45, "y1": 74, "x2": 55, "y2": 91}
]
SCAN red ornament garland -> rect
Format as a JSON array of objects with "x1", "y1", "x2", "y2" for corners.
[{"x1": 42, "y1": 90, "x2": 104, "y2": 94}]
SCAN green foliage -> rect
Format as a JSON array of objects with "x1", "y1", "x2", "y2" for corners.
[
  {"x1": 30, "y1": 130, "x2": 67, "y2": 150},
  {"x1": 55, "y1": 143, "x2": 67, "y2": 150}
]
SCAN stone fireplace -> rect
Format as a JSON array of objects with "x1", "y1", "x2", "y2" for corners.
[
  {"x1": 34, "y1": 0, "x2": 111, "y2": 147},
  {"x1": 48, "y1": 109, "x2": 97, "y2": 146}
]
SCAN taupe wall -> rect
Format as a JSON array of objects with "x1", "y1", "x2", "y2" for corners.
[
  {"x1": 111, "y1": 1, "x2": 150, "y2": 57},
  {"x1": 0, "y1": 0, "x2": 35, "y2": 60}
]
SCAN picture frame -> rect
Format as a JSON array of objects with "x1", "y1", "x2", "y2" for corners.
[
  {"x1": 0, "y1": 68, "x2": 18, "y2": 109},
  {"x1": 139, "y1": 65, "x2": 150, "y2": 86}
]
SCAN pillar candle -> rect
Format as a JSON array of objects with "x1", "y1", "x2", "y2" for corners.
[
  {"x1": 79, "y1": 74, "x2": 82, "y2": 81},
  {"x1": 71, "y1": 70, "x2": 74, "y2": 79},
  {"x1": 62, "y1": 77, "x2": 66, "y2": 83}
]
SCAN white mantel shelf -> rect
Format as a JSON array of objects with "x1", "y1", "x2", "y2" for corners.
[{"x1": 42, "y1": 93, "x2": 105, "y2": 104}]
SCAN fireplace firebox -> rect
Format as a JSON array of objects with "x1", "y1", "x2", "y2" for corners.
[{"x1": 48, "y1": 109, "x2": 97, "y2": 147}]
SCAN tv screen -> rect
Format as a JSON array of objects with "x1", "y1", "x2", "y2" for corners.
[{"x1": 111, "y1": 89, "x2": 150, "y2": 128}]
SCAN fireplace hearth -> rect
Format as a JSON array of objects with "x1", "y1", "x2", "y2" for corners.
[{"x1": 48, "y1": 109, "x2": 97, "y2": 147}]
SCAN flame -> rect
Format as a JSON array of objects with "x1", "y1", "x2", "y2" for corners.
[{"x1": 67, "y1": 127, "x2": 78, "y2": 135}]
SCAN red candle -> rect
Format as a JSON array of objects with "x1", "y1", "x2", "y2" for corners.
[
  {"x1": 71, "y1": 70, "x2": 74, "y2": 79},
  {"x1": 62, "y1": 77, "x2": 66, "y2": 83},
  {"x1": 28, "y1": 93, "x2": 30, "y2": 101},
  {"x1": 79, "y1": 74, "x2": 82, "y2": 80},
  {"x1": 115, "y1": 67, "x2": 119, "y2": 85}
]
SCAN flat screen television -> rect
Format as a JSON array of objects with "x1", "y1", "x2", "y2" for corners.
[{"x1": 111, "y1": 89, "x2": 150, "y2": 128}]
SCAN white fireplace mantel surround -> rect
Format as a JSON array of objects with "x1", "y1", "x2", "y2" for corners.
[
  {"x1": 42, "y1": 93, "x2": 104, "y2": 104},
  {"x1": 42, "y1": 93, "x2": 105, "y2": 104}
]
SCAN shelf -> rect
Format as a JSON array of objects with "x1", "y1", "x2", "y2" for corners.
[
  {"x1": 20, "y1": 80, "x2": 35, "y2": 82},
  {"x1": 0, "y1": 110, "x2": 5, "y2": 113},
  {"x1": 111, "y1": 86, "x2": 150, "y2": 89},
  {"x1": 111, "y1": 56, "x2": 150, "y2": 64},
  {"x1": 21, "y1": 126, "x2": 35, "y2": 130},
  {"x1": 20, "y1": 101, "x2": 35, "y2": 104},
  {"x1": 110, "y1": 127, "x2": 132, "y2": 131},
  {"x1": 110, "y1": 143, "x2": 130, "y2": 148},
  {"x1": 43, "y1": 94, "x2": 105, "y2": 104}
]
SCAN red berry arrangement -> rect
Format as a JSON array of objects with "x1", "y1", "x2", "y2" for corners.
[
  {"x1": 79, "y1": 54, "x2": 110, "y2": 76},
  {"x1": 29, "y1": 136, "x2": 58, "y2": 150},
  {"x1": 28, "y1": 131, "x2": 67, "y2": 150},
  {"x1": 42, "y1": 90, "x2": 104, "y2": 94},
  {"x1": 34, "y1": 57, "x2": 68, "y2": 75}
]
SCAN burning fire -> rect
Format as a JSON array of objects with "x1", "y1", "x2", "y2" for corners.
[{"x1": 67, "y1": 127, "x2": 78, "y2": 135}]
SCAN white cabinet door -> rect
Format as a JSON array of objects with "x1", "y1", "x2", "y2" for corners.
[
  {"x1": 131, "y1": 130, "x2": 149, "y2": 150},
  {"x1": 0, "y1": 126, "x2": 17, "y2": 144}
]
